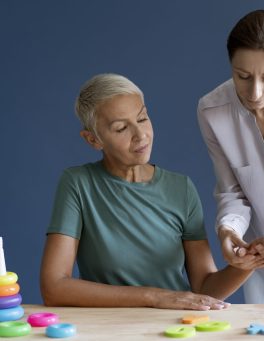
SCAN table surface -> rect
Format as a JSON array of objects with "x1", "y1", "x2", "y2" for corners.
[{"x1": 1, "y1": 304, "x2": 264, "y2": 340}]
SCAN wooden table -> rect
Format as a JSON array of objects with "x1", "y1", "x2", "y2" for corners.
[{"x1": 2, "y1": 304, "x2": 264, "y2": 340}]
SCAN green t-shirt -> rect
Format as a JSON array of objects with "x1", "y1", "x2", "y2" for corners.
[{"x1": 48, "y1": 161, "x2": 207, "y2": 291}]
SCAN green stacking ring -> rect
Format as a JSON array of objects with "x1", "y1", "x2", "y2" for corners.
[
  {"x1": 165, "y1": 325, "x2": 196, "y2": 338},
  {"x1": 0, "y1": 321, "x2": 31, "y2": 337},
  {"x1": 195, "y1": 321, "x2": 231, "y2": 332}
]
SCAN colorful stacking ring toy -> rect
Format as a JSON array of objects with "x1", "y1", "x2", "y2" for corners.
[
  {"x1": 0, "y1": 293, "x2": 22, "y2": 309},
  {"x1": 0, "y1": 283, "x2": 20, "y2": 296},
  {"x1": 46, "y1": 323, "x2": 76, "y2": 338},
  {"x1": 27, "y1": 312, "x2": 59, "y2": 327},
  {"x1": 0, "y1": 272, "x2": 18, "y2": 286},
  {"x1": 0, "y1": 305, "x2": 24, "y2": 322},
  {"x1": 0, "y1": 321, "x2": 31, "y2": 337}
]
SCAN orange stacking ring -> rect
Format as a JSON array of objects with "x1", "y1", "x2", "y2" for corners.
[{"x1": 0, "y1": 283, "x2": 20, "y2": 296}]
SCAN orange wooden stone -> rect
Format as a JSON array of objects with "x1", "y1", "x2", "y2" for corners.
[{"x1": 182, "y1": 314, "x2": 210, "y2": 324}]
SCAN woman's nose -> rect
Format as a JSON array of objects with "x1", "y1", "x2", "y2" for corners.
[
  {"x1": 132, "y1": 125, "x2": 146, "y2": 140},
  {"x1": 249, "y1": 80, "x2": 263, "y2": 101}
]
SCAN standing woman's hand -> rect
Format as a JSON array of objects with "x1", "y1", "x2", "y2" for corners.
[
  {"x1": 218, "y1": 226, "x2": 260, "y2": 269},
  {"x1": 248, "y1": 238, "x2": 264, "y2": 258}
]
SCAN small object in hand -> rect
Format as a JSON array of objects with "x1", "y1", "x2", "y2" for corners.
[{"x1": 234, "y1": 247, "x2": 247, "y2": 257}]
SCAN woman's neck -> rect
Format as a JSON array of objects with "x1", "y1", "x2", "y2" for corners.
[{"x1": 102, "y1": 160, "x2": 154, "y2": 183}]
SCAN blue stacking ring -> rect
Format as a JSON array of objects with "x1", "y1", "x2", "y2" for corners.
[
  {"x1": 0, "y1": 293, "x2": 22, "y2": 309},
  {"x1": 46, "y1": 323, "x2": 76, "y2": 338},
  {"x1": 0, "y1": 305, "x2": 24, "y2": 322}
]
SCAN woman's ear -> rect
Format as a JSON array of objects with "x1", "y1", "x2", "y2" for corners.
[{"x1": 80, "y1": 130, "x2": 103, "y2": 150}]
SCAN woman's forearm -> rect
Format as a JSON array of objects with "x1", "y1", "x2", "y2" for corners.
[
  {"x1": 41, "y1": 277, "x2": 153, "y2": 307},
  {"x1": 41, "y1": 276, "x2": 229, "y2": 310},
  {"x1": 199, "y1": 266, "x2": 252, "y2": 300}
]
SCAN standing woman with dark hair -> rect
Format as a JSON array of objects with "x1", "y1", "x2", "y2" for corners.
[{"x1": 198, "y1": 10, "x2": 264, "y2": 303}]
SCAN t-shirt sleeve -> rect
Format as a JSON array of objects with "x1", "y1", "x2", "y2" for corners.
[
  {"x1": 182, "y1": 177, "x2": 207, "y2": 240},
  {"x1": 47, "y1": 169, "x2": 83, "y2": 239}
]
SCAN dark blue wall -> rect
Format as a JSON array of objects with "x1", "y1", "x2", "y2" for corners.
[{"x1": 1, "y1": 0, "x2": 263, "y2": 304}]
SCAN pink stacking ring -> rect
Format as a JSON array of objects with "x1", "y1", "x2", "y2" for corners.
[
  {"x1": 0, "y1": 294, "x2": 22, "y2": 309},
  {"x1": 27, "y1": 312, "x2": 59, "y2": 327}
]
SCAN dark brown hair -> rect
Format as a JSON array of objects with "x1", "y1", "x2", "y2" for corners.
[{"x1": 227, "y1": 9, "x2": 264, "y2": 60}]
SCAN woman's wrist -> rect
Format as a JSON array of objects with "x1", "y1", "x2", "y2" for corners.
[
  {"x1": 218, "y1": 225, "x2": 237, "y2": 242},
  {"x1": 141, "y1": 287, "x2": 159, "y2": 308},
  {"x1": 228, "y1": 264, "x2": 253, "y2": 277}
]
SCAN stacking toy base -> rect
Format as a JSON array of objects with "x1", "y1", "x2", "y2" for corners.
[{"x1": 0, "y1": 321, "x2": 31, "y2": 337}]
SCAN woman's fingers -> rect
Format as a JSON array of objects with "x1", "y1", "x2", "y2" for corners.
[{"x1": 153, "y1": 290, "x2": 229, "y2": 311}]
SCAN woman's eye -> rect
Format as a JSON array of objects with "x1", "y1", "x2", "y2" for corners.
[
  {"x1": 138, "y1": 115, "x2": 148, "y2": 123},
  {"x1": 116, "y1": 126, "x2": 127, "y2": 133},
  {"x1": 238, "y1": 74, "x2": 250, "y2": 80}
]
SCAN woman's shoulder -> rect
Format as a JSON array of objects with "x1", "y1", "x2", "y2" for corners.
[
  {"x1": 158, "y1": 167, "x2": 190, "y2": 187},
  {"x1": 198, "y1": 79, "x2": 234, "y2": 111},
  {"x1": 158, "y1": 168, "x2": 199, "y2": 199},
  {"x1": 159, "y1": 167, "x2": 186, "y2": 179},
  {"x1": 60, "y1": 161, "x2": 101, "y2": 182}
]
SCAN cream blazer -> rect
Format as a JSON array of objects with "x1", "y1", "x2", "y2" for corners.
[{"x1": 198, "y1": 79, "x2": 264, "y2": 303}]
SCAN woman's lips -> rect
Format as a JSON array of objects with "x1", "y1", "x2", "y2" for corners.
[{"x1": 134, "y1": 144, "x2": 148, "y2": 153}]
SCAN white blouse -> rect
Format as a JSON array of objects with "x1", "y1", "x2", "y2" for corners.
[{"x1": 198, "y1": 79, "x2": 264, "y2": 303}]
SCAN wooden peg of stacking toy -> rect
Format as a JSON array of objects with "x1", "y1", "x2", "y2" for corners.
[{"x1": 0, "y1": 237, "x2": 6, "y2": 276}]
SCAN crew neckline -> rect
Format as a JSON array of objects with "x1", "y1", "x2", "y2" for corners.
[{"x1": 95, "y1": 160, "x2": 160, "y2": 187}]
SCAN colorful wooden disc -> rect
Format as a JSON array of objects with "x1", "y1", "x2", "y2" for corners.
[
  {"x1": 195, "y1": 321, "x2": 231, "y2": 332},
  {"x1": 165, "y1": 325, "x2": 196, "y2": 338}
]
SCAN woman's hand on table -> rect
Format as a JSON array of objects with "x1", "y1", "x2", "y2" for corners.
[{"x1": 148, "y1": 288, "x2": 230, "y2": 311}]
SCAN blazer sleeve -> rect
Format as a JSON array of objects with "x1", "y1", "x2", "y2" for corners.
[{"x1": 197, "y1": 103, "x2": 251, "y2": 237}]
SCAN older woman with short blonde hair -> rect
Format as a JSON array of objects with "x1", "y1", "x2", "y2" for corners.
[{"x1": 41, "y1": 73, "x2": 258, "y2": 309}]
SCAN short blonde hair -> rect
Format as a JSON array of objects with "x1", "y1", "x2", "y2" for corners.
[{"x1": 75, "y1": 73, "x2": 144, "y2": 133}]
